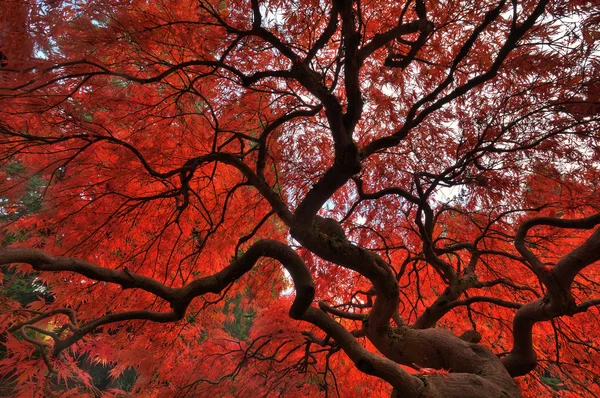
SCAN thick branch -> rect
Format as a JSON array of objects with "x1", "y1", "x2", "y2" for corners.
[
  {"x1": 516, "y1": 214, "x2": 600, "y2": 276},
  {"x1": 0, "y1": 240, "x2": 314, "y2": 354},
  {"x1": 0, "y1": 248, "x2": 179, "y2": 302},
  {"x1": 503, "y1": 225, "x2": 600, "y2": 376},
  {"x1": 302, "y1": 306, "x2": 424, "y2": 397}
]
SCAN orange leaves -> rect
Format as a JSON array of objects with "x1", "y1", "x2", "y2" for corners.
[{"x1": 0, "y1": 0, "x2": 599, "y2": 396}]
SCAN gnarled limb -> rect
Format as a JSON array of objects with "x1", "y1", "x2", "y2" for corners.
[
  {"x1": 503, "y1": 219, "x2": 600, "y2": 376},
  {"x1": 0, "y1": 239, "x2": 314, "y2": 355}
]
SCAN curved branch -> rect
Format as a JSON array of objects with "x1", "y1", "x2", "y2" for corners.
[
  {"x1": 0, "y1": 239, "x2": 315, "y2": 354},
  {"x1": 7, "y1": 308, "x2": 77, "y2": 333},
  {"x1": 256, "y1": 105, "x2": 323, "y2": 178},
  {"x1": 575, "y1": 298, "x2": 600, "y2": 314},
  {"x1": 302, "y1": 306, "x2": 424, "y2": 397},
  {"x1": 182, "y1": 153, "x2": 294, "y2": 225},
  {"x1": 0, "y1": 248, "x2": 179, "y2": 302},
  {"x1": 515, "y1": 213, "x2": 600, "y2": 273},
  {"x1": 503, "y1": 225, "x2": 600, "y2": 376},
  {"x1": 318, "y1": 301, "x2": 365, "y2": 321},
  {"x1": 181, "y1": 239, "x2": 314, "y2": 320}
]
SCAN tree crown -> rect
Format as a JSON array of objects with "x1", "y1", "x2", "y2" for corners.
[{"x1": 0, "y1": 0, "x2": 599, "y2": 396}]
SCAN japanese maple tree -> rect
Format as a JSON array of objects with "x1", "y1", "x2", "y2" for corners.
[{"x1": 0, "y1": 0, "x2": 599, "y2": 396}]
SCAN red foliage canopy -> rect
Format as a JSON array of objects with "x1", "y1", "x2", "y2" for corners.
[{"x1": 0, "y1": 0, "x2": 599, "y2": 397}]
